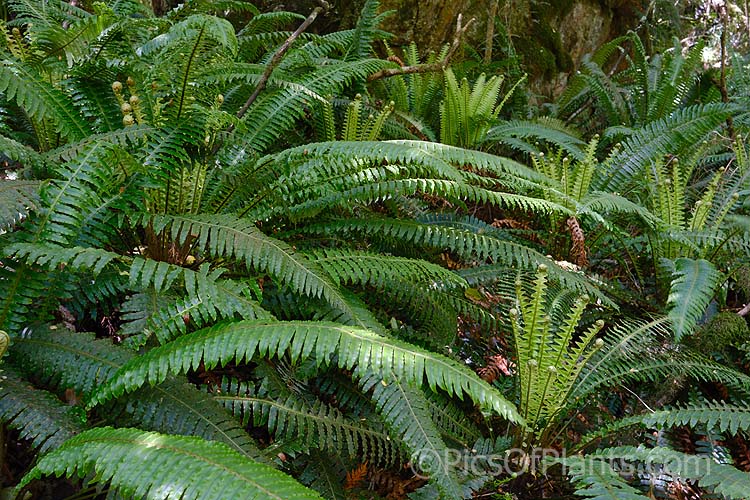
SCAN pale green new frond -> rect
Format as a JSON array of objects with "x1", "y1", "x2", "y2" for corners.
[
  {"x1": 17, "y1": 427, "x2": 322, "y2": 500},
  {"x1": 666, "y1": 258, "x2": 723, "y2": 342},
  {"x1": 87, "y1": 320, "x2": 523, "y2": 423}
]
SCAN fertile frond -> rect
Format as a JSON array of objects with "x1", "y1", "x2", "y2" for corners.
[
  {"x1": 666, "y1": 258, "x2": 723, "y2": 342},
  {"x1": 0, "y1": 179, "x2": 40, "y2": 230},
  {"x1": 88, "y1": 320, "x2": 523, "y2": 423},
  {"x1": 0, "y1": 366, "x2": 84, "y2": 454},
  {"x1": 17, "y1": 427, "x2": 322, "y2": 500}
]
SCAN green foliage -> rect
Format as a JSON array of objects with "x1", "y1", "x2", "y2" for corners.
[
  {"x1": 666, "y1": 258, "x2": 723, "y2": 341},
  {"x1": 17, "y1": 427, "x2": 323, "y2": 499},
  {"x1": 510, "y1": 265, "x2": 604, "y2": 447},
  {"x1": 1, "y1": 0, "x2": 749, "y2": 498},
  {"x1": 87, "y1": 320, "x2": 522, "y2": 423}
]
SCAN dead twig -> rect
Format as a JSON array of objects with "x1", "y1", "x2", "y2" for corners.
[
  {"x1": 233, "y1": 0, "x2": 330, "y2": 123},
  {"x1": 367, "y1": 14, "x2": 475, "y2": 82}
]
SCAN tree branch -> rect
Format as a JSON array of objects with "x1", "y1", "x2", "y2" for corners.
[
  {"x1": 234, "y1": 1, "x2": 330, "y2": 122},
  {"x1": 367, "y1": 14, "x2": 475, "y2": 82}
]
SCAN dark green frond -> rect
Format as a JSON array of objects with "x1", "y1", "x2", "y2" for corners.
[
  {"x1": 363, "y1": 372, "x2": 464, "y2": 498},
  {"x1": 88, "y1": 320, "x2": 523, "y2": 423},
  {"x1": 596, "y1": 104, "x2": 734, "y2": 192},
  {"x1": 0, "y1": 366, "x2": 84, "y2": 454},
  {"x1": 582, "y1": 401, "x2": 750, "y2": 445},
  {"x1": 0, "y1": 179, "x2": 40, "y2": 230},
  {"x1": 0, "y1": 59, "x2": 91, "y2": 141},
  {"x1": 17, "y1": 427, "x2": 322, "y2": 500},
  {"x1": 9, "y1": 326, "x2": 264, "y2": 458},
  {"x1": 666, "y1": 258, "x2": 723, "y2": 342},
  {"x1": 213, "y1": 377, "x2": 401, "y2": 465}
]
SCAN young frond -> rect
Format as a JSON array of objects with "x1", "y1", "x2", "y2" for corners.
[
  {"x1": 17, "y1": 427, "x2": 322, "y2": 500},
  {"x1": 87, "y1": 320, "x2": 523, "y2": 423}
]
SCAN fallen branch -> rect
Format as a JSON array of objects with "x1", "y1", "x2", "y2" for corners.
[
  {"x1": 367, "y1": 14, "x2": 475, "y2": 82},
  {"x1": 234, "y1": 0, "x2": 330, "y2": 122},
  {"x1": 738, "y1": 303, "x2": 750, "y2": 317}
]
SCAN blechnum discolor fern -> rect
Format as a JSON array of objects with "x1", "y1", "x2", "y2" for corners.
[{"x1": 2, "y1": 0, "x2": 750, "y2": 499}]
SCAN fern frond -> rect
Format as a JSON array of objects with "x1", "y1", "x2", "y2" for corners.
[
  {"x1": 0, "y1": 179, "x2": 40, "y2": 230},
  {"x1": 298, "y1": 216, "x2": 612, "y2": 305},
  {"x1": 582, "y1": 401, "x2": 750, "y2": 446},
  {"x1": 0, "y1": 58, "x2": 91, "y2": 141},
  {"x1": 596, "y1": 104, "x2": 734, "y2": 192},
  {"x1": 554, "y1": 446, "x2": 750, "y2": 499},
  {"x1": 212, "y1": 377, "x2": 401, "y2": 465},
  {"x1": 17, "y1": 427, "x2": 322, "y2": 500},
  {"x1": 363, "y1": 372, "x2": 465, "y2": 498},
  {"x1": 88, "y1": 320, "x2": 523, "y2": 423},
  {"x1": 9, "y1": 326, "x2": 264, "y2": 458},
  {"x1": 665, "y1": 258, "x2": 723, "y2": 342},
  {"x1": 551, "y1": 453, "x2": 653, "y2": 500},
  {"x1": 0, "y1": 366, "x2": 84, "y2": 454},
  {"x1": 144, "y1": 214, "x2": 360, "y2": 319},
  {"x1": 238, "y1": 58, "x2": 390, "y2": 152}
]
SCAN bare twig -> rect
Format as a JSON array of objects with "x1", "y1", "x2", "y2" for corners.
[
  {"x1": 234, "y1": 1, "x2": 330, "y2": 122},
  {"x1": 484, "y1": 0, "x2": 499, "y2": 64},
  {"x1": 367, "y1": 14, "x2": 475, "y2": 82}
]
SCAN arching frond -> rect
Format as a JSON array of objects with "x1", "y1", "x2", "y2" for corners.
[
  {"x1": 87, "y1": 320, "x2": 523, "y2": 423},
  {"x1": 17, "y1": 427, "x2": 322, "y2": 500},
  {"x1": 0, "y1": 366, "x2": 84, "y2": 454}
]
